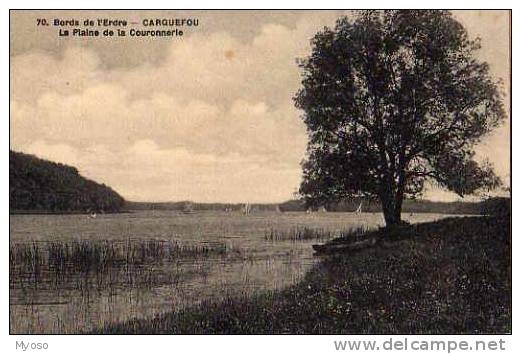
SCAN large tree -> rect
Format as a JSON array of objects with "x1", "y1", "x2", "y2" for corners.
[{"x1": 295, "y1": 10, "x2": 506, "y2": 226}]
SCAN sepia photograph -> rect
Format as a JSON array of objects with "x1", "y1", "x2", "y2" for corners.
[{"x1": 9, "y1": 9, "x2": 511, "y2": 338}]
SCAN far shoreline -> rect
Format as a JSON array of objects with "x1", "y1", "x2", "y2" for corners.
[{"x1": 9, "y1": 209, "x2": 483, "y2": 216}]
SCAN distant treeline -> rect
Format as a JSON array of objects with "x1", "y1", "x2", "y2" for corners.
[
  {"x1": 124, "y1": 197, "x2": 507, "y2": 215},
  {"x1": 283, "y1": 198, "x2": 510, "y2": 215},
  {"x1": 279, "y1": 198, "x2": 484, "y2": 214},
  {"x1": 10, "y1": 150, "x2": 125, "y2": 213},
  {"x1": 124, "y1": 201, "x2": 281, "y2": 212}
]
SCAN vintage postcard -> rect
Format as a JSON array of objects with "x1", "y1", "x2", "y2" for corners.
[{"x1": 9, "y1": 9, "x2": 511, "y2": 340}]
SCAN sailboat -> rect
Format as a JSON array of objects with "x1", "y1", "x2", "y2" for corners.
[
  {"x1": 355, "y1": 201, "x2": 363, "y2": 214},
  {"x1": 182, "y1": 201, "x2": 195, "y2": 214}
]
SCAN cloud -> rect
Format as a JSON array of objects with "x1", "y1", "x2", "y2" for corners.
[{"x1": 10, "y1": 47, "x2": 103, "y2": 104}]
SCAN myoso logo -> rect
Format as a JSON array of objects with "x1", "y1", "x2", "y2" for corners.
[{"x1": 15, "y1": 341, "x2": 49, "y2": 351}]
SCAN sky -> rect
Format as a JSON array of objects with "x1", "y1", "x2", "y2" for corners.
[{"x1": 9, "y1": 10, "x2": 510, "y2": 203}]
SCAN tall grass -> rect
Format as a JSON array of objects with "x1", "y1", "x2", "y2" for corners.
[
  {"x1": 331, "y1": 225, "x2": 373, "y2": 243},
  {"x1": 10, "y1": 239, "x2": 228, "y2": 278},
  {"x1": 264, "y1": 225, "x2": 370, "y2": 242}
]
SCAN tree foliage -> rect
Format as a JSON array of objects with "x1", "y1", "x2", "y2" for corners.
[{"x1": 295, "y1": 10, "x2": 505, "y2": 226}]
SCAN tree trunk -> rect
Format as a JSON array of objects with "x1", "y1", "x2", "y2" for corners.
[{"x1": 380, "y1": 193, "x2": 403, "y2": 227}]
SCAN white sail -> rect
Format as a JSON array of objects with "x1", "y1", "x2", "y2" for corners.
[{"x1": 182, "y1": 201, "x2": 194, "y2": 213}]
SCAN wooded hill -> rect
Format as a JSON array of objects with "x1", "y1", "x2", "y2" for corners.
[{"x1": 10, "y1": 150, "x2": 125, "y2": 213}]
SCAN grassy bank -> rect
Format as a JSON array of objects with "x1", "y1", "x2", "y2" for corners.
[{"x1": 97, "y1": 216, "x2": 511, "y2": 334}]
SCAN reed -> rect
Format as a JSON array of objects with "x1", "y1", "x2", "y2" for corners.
[
  {"x1": 264, "y1": 225, "x2": 369, "y2": 242},
  {"x1": 10, "y1": 239, "x2": 228, "y2": 276}
]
